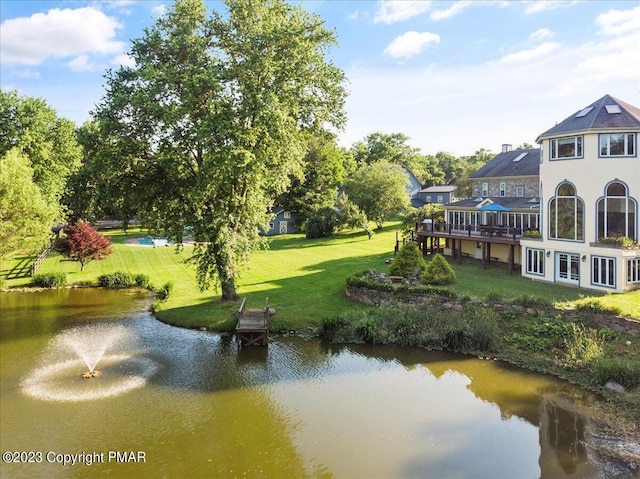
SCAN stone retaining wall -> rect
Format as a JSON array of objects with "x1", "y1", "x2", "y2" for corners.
[{"x1": 345, "y1": 284, "x2": 640, "y2": 337}]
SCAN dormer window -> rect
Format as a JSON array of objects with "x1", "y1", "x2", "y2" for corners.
[
  {"x1": 550, "y1": 136, "x2": 583, "y2": 160},
  {"x1": 599, "y1": 133, "x2": 635, "y2": 157}
]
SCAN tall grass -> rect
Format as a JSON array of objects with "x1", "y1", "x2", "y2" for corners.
[{"x1": 321, "y1": 303, "x2": 502, "y2": 353}]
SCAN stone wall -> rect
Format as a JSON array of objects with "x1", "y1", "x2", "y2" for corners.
[{"x1": 345, "y1": 284, "x2": 640, "y2": 337}]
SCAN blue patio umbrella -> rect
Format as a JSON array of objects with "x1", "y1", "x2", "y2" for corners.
[{"x1": 478, "y1": 203, "x2": 511, "y2": 212}]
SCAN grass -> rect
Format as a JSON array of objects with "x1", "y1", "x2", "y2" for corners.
[{"x1": 2, "y1": 224, "x2": 639, "y2": 330}]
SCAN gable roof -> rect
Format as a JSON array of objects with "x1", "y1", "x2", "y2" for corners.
[
  {"x1": 537, "y1": 94, "x2": 640, "y2": 141},
  {"x1": 469, "y1": 148, "x2": 540, "y2": 179},
  {"x1": 420, "y1": 185, "x2": 457, "y2": 194}
]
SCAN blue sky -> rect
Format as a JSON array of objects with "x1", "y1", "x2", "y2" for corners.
[{"x1": 1, "y1": 0, "x2": 639, "y2": 156}]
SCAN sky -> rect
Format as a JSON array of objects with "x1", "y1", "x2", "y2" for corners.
[{"x1": 1, "y1": 0, "x2": 639, "y2": 157}]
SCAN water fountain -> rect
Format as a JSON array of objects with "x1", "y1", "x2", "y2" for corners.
[{"x1": 21, "y1": 323, "x2": 158, "y2": 401}]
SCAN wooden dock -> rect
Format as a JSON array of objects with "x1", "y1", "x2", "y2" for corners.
[{"x1": 235, "y1": 297, "x2": 271, "y2": 347}]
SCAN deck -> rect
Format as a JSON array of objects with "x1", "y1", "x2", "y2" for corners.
[
  {"x1": 414, "y1": 222, "x2": 528, "y2": 274},
  {"x1": 235, "y1": 298, "x2": 271, "y2": 347}
]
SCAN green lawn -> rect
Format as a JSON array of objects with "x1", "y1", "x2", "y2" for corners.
[{"x1": 2, "y1": 224, "x2": 638, "y2": 329}]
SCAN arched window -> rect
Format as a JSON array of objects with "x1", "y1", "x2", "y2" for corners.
[
  {"x1": 597, "y1": 181, "x2": 637, "y2": 240},
  {"x1": 549, "y1": 182, "x2": 584, "y2": 241}
]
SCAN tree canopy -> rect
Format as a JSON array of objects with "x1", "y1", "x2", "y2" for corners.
[
  {"x1": 56, "y1": 221, "x2": 113, "y2": 271},
  {"x1": 344, "y1": 160, "x2": 410, "y2": 229},
  {"x1": 0, "y1": 89, "x2": 81, "y2": 205},
  {"x1": 278, "y1": 133, "x2": 354, "y2": 225},
  {"x1": 0, "y1": 149, "x2": 59, "y2": 257},
  {"x1": 92, "y1": 0, "x2": 347, "y2": 299}
]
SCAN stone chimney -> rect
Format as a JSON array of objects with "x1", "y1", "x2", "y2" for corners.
[{"x1": 502, "y1": 144, "x2": 513, "y2": 153}]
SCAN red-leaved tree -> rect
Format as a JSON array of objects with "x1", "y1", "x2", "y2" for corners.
[{"x1": 57, "y1": 222, "x2": 113, "y2": 271}]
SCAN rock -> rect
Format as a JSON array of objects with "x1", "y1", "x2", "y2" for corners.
[{"x1": 605, "y1": 381, "x2": 626, "y2": 393}]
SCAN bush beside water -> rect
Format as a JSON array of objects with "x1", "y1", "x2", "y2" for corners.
[
  {"x1": 31, "y1": 273, "x2": 67, "y2": 288},
  {"x1": 97, "y1": 272, "x2": 151, "y2": 289},
  {"x1": 321, "y1": 304, "x2": 501, "y2": 353}
]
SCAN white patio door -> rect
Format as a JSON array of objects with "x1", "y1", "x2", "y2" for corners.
[{"x1": 556, "y1": 252, "x2": 580, "y2": 285}]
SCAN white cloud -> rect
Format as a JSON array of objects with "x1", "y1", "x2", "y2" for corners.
[
  {"x1": 384, "y1": 31, "x2": 440, "y2": 59},
  {"x1": 0, "y1": 7, "x2": 124, "y2": 65},
  {"x1": 374, "y1": 1, "x2": 432, "y2": 24},
  {"x1": 151, "y1": 4, "x2": 167, "y2": 17},
  {"x1": 68, "y1": 54, "x2": 98, "y2": 72},
  {"x1": 431, "y1": 1, "x2": 471, "y2": 21},
  {"x1": 494, "y1": 41, "x2": 560, "y2": 64},
  {"x1": 524, "y1": 1, "x2": 580, "y2": 15},
  {"x1": 112, "y1": 53, "x2": 136, "y2": 68},
  {"x1": 529, "y1": 28, "x2": 554, "y2": 41},
  {"x1": 596, "y1": 4, "x2": 640, "y2": 36}
]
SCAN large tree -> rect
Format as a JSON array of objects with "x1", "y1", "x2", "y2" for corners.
[
  {"x1": 0, "y1": 149, "x2": 59, "y2": 257},
  {"x1": 0, "y1": 90, "x2": 81, "y2": 205},
  {"x1": 279, "y1": 133, "x2": 354, "y2": 224},
  {"x1": 93, "y1": 0, "x2": 346, "y2": 299},
  {"x1": 344, "y1": 160, "x2": 410, "y2": 229},
  {"x1": 351, "y1": 132, "x2": 444, "y2": 186}
]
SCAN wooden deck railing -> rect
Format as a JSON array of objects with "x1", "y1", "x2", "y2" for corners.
[{"x1": 415, "y1": 222, "x2": 538, "y2": 241}]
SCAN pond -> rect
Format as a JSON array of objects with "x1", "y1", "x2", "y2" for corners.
[{"x1": 0, "y1": 289, "x2": 605, "y2": 478}]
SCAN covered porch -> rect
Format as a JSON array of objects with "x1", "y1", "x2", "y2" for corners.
[{"x1": 414, "y1": 221, "x2": 524, "y2": 274}]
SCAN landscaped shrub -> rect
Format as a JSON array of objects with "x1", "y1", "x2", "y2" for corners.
[
  {"x1": 157, "y1": 281, "x2": 174, "y2": 300},
  {"x1": 134, "y1": 274, "x2": 151, "y2": 289},
  {"x1": 32, "y1": 272, "x2": 67, "y2": 288},
  {"x1": 421, "y1": 253, "x2": 455, "y2": 285},
  {"x1": 389, "y1": 242, "x2": 426, "y2": 277},
  {"x1": 97, "y1": 271, "x2": 134, "y2": 288},
  {"x1": 305, "y1": 207, "x2": 340, "y2": 239},
  {"x1": 594, "y1": 358, "x2": 640, "y2": 389}
]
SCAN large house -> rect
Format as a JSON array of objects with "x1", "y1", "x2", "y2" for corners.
[
  {"x1": 416, "y1": 94, "x2": 639, "y2": 293},
  {"x1": 520, "y1": 94, "x2": 640, "y2": 293}
]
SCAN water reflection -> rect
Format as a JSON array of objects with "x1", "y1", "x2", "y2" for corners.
[{"x1": 0, "y1": 290, "x2": 604, "y2": 478}]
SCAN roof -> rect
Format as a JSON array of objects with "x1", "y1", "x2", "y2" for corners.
[
  {"x1": 420, "y1": 185, "x2": 457, "y2": 194},
  {"x1": 469, "y1": 148, "x2": 540, "y2": 179},
  {"x1": 445, "y1": 197, "x2": 540, "y2": 211},
  {"x1": 537, "y1": 94, "x2": 640, "y2": 141}
]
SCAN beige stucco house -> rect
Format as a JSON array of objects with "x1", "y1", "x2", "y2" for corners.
[{"x1": 520, "y1": 94, "x2": 640, "y2": 293}]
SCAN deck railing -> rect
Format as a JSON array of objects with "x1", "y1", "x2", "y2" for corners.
[{"x1": 416, "y1": 222, "x2": 539, "y2": 241}]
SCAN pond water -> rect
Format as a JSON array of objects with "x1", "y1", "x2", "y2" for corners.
[{"x1": 0, "y1": 289, "x2": 604, "y2": 478}]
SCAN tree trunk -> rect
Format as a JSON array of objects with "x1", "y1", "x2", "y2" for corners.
[{"x1": 221, "y1": 277, "x2": 239, "y2": 301}]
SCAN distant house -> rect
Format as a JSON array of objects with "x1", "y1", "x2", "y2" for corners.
[
  {"x1": 444, "y1": 145, "x2": 541, "y2": 235},
  {"x1": 398, "y1": 164, "x2": 457, "y2": 208},
  {"x1": 520, "y1": 94, "x2": 640, "y2": 293},
  {"x1": 262, "y1": 207, "x2": 299, "y2": 236},
  {"x1": 418, "y1": 185, "x2": 458, "y2": 206}
]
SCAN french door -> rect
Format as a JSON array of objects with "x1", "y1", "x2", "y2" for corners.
[{"x1": 556, "y1": 252, "x2": 580, "y2": 285}]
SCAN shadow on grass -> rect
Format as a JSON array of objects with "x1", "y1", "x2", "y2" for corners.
[
  {"x1": 2, "y1": 255, "x2": 35, "y2": 280},
  {"x1": 155, "y1": 250, "x2": 393, "y2": 331}
]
